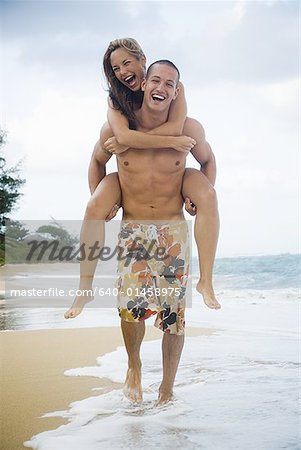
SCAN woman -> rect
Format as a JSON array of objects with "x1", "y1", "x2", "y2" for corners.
[
  {"x1": 64, "y1": 38, "x2": 220, "y2": 320},
  {"x1": 89, "y1": 38, "x2": 197, "y2": 202}
]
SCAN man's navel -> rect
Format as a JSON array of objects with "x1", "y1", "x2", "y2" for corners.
[
  {"x1": 176, "y1": 161, "x2": 180, "y2": 166},
  {"x1": 124, "y1": 161, "x2": 129, "y2": 166}
]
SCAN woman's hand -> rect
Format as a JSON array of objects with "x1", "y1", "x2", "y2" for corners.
[
  {"x1": 185, "y1": 197, "x2": 197, "y2": 216},
  {"x1": 104, "y1": 135, "x2": 196, "y2": 154},
  {"x1": 171, "y1": 136, "x2": 196, "y2": 153},
  {"x1": 104, "y1": 137, "x2": 129, "y2": 154},
  {"x1": 105, "y1": 204, "x2": 120, "y2": 221}
]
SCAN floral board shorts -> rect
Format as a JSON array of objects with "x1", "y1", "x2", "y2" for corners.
[{"x1": 116, "y1": 221, "x2": 190, "y2": 335}]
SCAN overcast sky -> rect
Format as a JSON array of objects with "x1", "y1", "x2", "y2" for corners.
[{"x1": 1, "y1": 0, "x2": 299, "y2": 257}]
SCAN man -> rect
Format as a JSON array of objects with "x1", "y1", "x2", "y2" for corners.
[
  {"x1": 111, "y1": 61, "x2": 217, "y2": 405},
  {"x1": 66, "y1": 60, "x2": 219, "y2": 405}
]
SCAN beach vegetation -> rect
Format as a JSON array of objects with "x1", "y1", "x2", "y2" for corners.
[
  {"x1": 0, "y1": 129, "x2": 26, "y2": 265},
  {"x1": 5, "y1": 219, "x2": 80, "y2": 264},
  {"x1": 36, "y1": 220, "x2": 78, "y2": 246}
]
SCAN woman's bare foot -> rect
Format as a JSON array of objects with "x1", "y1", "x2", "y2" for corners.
[
  {"x1": 155, "y1": 388, "x2": 174, "y2": 406},
  {"x1": 123, "y1": 365, "x2": 143, "y2": 404},
  {"x1": 196, "y1": 280, "x2": 221, "y2": 310},
  {"x1": 64, "y1": 293, "x2": 93, "y2": 319}
]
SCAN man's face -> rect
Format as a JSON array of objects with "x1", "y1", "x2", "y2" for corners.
[
  {"x1": 141, "y1": 64, "x2": 179, "y2": 112},
  {"x1": 110, "y1": 48, "x2": 146, "y2": 92}
]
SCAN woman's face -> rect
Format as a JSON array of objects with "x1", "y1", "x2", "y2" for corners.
[{"x1": 110, "y1": 48, "x2": 146, "y2": 92}]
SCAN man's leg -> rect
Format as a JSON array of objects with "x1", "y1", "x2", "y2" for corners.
[
  {"x1": 64, "y1": 173, "x2": 121, "y2": 319},
  {"x1": 157, "y1": 332, "x2": 185, "y2": 405},
  {"x1": 121, "y1": 319, "x2": 145, "y2": 404},
  {"x1": 182, "y1": 168, "x2": 221, "y2": 309}
]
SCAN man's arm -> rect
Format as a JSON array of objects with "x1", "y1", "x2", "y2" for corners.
[
  {"x1": 184, "y1": 118, "x2": 216, "y2": 186},
  {"x1": 197, "y1": 142, "x2": 216, "y2": 186},
  {"x1": 88, "y1": 122, "x2": 113, "y2": 194}
]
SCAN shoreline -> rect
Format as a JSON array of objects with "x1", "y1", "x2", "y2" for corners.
[{"x1": 1, "y1": 325, "x2": 213, "y2": 449}]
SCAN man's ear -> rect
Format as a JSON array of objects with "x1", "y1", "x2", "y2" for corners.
[
  {"x1": 173, "y1": 85, "x2": 180, "y2": 100},
  {"x1": 141, "y1": 78, "x2": 147, "y2": 91}
]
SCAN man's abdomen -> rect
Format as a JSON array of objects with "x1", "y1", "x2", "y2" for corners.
[
  {"x1": 119, "y1": 168, "x2": 185, "y2": 221},
  {"x1": 122, "y1": 193, "x2": 184, "y2": 221}
]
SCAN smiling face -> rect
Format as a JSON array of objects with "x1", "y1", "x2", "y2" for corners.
[
  {"x1": 141, "y1": 63, "x2": 179, "y2": 112},
  {"x1": 110, "y1": 48, "x2": 146, "y2": 92}
]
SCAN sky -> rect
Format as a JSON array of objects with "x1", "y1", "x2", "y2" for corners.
[{"x1": 1, "y1": 0, "x2": 299, "y2": 257}]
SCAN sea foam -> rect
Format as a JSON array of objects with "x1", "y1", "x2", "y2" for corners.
[{"x1": 24, "y1": 323, "x2": 299, "y2": 450}]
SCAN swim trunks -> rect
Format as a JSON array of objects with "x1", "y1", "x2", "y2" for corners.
[{"x1": 116, "y1": 221, "x2": 190, "y2": 335}]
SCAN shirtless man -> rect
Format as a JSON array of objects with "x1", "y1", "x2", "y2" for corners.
[
  {"x1": 98, "y1": 60, "x2": 218, "y2": 405},
  {"x1": 65, "y1": 60, "x2": 219, "y2": 404}
]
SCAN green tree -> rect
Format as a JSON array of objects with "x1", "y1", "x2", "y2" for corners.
[
  {"x1": 5, "y1": 219, "x2": 29, "y2": 241},
  {"x1": 0, "y1": 129, "x2": 26, "y2": 264},
  {"x1": 36, "y1": 219, "x2": 78, "y2": 246},
  {"x1": 0, "y1": 130, "x2": 25, "y2": 227}
]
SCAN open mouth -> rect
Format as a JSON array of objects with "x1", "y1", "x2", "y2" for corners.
[
  {"x1": 151, "y1": 94, "x2": 166, "y2": 102},
  {"x1": 123, "y1": 75, "x2": 136, "y2": 87}
]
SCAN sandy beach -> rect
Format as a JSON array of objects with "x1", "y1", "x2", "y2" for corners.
[
  {"x1": 1, "y1": 257, "x2": 299, "y2": 449},
  {"x1": 0, "y1": 325, "x2": 210, "y2": 450}
]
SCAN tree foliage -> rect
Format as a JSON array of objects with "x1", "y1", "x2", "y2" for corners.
[
  {"x1": 5, "y1": 219, "x2": 29, "y2": 241},
  {"x1": 36, "y1": 220, "x2": 78, "y2": 246},
  {"x1": 0, "y1": 130, "x2": 25, "y2": 227},
  {"x1": 0, "y1": 129, "x2": 26, "y2": 264}
]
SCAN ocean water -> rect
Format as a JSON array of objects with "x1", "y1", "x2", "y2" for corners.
[
  {"x1": 1, "y1": 253, "x2": 300, "y2": 331},
  {"x1": 19, "y1": 254, "x2": 300, "y2": 449},
  {"x1": 193, "y1": 253, "x2": 301, "y2": 289},
  {"x1": 24, "y1": 331, "x2": 299, "y2": 450}
]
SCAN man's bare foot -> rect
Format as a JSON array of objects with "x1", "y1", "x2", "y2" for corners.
[
  {"x1": 64, "y1": 294, "x2": 93, "y2": 319},
  {"x1": 123, "y1": 366, "x2": 143, "y2": 404},
  {"x1": 196, "y1": 280, "x2": 221, "y2": 310},
  {"x1": 155, "y1": 389, "x2": 174, "y2": 406}
]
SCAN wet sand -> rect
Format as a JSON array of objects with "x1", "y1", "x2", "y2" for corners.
[{"x1": 0, "y1": 325, "x2": 211, "y2": 449}]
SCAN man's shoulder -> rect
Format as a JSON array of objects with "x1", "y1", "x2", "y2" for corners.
[
  {"x1": 99, "y1": 121, "x2": 114, "y2": 143},
  {"x1": 184, "y1": 116, "x2": 203, "y2": 127},
  {"x1": 183, "y1": 117, "x2": 205, "y2": 138}
]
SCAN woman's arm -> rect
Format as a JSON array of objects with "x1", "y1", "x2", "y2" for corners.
[
  {"x1": 107, "y1": 106, "x2": 192, "y2": 152},
  {"x1": 106, "y1": 83, "x2": 191, "y2": 153}
]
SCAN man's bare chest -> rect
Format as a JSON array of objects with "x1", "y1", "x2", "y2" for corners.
[{"x1": 117, "y1": 148, "x2": 187, "y2": 175}]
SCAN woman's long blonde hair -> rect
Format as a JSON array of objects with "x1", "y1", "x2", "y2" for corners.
[{"x1": 103, "y1": 38, "x2": 145, "y2": 128}]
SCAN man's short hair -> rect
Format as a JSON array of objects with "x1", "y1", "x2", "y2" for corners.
[{"x1": 146, "y1": 60, "x2": 180, "y2": 83}]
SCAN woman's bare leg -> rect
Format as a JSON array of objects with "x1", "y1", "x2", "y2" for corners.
[
  {"x1": 64, "y1": 173, "x2": 121, "y2": 319},
  {"x1": 182, "y1": 168, "x2": 221, "y2": 310}
]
